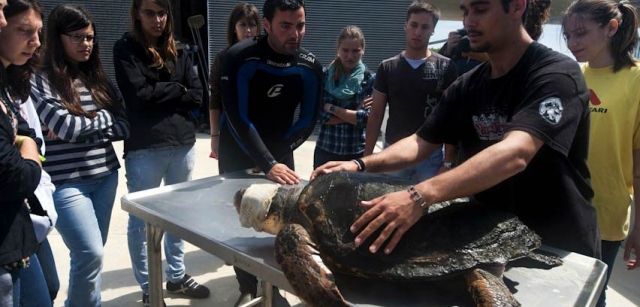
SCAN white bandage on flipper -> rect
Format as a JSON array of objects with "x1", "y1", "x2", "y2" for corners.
[{"x1": 239, "y1": 183, "x2": 280, "y2": 232}]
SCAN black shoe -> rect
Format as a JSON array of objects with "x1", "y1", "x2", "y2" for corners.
[
  {"x1": 142, "y1": 293, "x2": 167, "y2": 307},
  {"x1": 272, "y1": 290, "x2": 291, "y2": 307},
  {"x1": 166, "y1": 274, "x2": 210, "y2": 299},
  {"x1": 233, "y1": 292, "x2": 255, "y2": 307}
]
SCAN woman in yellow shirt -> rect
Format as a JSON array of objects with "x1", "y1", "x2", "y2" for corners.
[{"x1": 563, "y1": 1, "x2": 640, "y2": 306}]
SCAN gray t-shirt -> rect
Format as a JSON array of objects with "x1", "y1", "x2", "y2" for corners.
[{"x1": 374, "y1": 52, "x2": 457, "y2": 144}]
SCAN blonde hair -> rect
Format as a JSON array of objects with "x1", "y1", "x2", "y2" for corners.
[{"x1": 332, "y1": 25, "x2": 365, "y2": 81}]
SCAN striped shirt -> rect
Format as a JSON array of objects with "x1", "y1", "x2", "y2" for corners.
[
  {"x1": 316, "y1": 71, "x2": 375, "y2": 155},
  {"x1": 30, "y1": 73, "x2": 130, "y2": 184}
]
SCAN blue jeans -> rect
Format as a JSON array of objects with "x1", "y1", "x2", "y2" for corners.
[
  {"x1": 20, "y1": 239, "x2": 59, "y2": 306},
  {"x1": 125, "y1": 145, "x2": 195, "y2": 294},
  {"x1": 0, "y1": 267, "x2": 17, "y2": 307},
  {"x1": 16, "y1": 253, "x2": 51, "y2": 307},
  {"x1": 53, "y1": 171, "x2": 118, "y2": 307},
  {"x1": 385, "y1": 143, "x2": 444, "y2": 183}
]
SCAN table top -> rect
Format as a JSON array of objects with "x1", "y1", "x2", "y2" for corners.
[{"x1": 121, "y1": 171, "x2": 606, "y2": 306}]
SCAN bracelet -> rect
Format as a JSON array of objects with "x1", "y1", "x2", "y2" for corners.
[
  {"x1": 443, "y1": 161, "x2": 453, "y2": 169},
  {"x1": 351, "y1": 158, "x2": 366, "y2": 172},
  {"x1": 407, "y1": 185, "x2": 428, "y2": 209},
  {"x1": 211, "y1": 132, "x2": 220, "y2": 137}
]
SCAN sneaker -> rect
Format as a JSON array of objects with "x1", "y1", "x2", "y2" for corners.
[
  {"x1": 166, "y1": 274, "x2": 210, "y2": 299},
  {"x1": 142, "y1": 293, "x2": 166, "y2": 307}
]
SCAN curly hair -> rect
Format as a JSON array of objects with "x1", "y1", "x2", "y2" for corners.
[{"x1": 525, "y1": 0, "x2": 551, "y2": 40}]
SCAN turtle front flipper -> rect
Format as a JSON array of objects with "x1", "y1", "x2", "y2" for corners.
[
  {"x1": 464, "y1": 268, "x2": 521, "y2": 307},
  {"x1": 275, "y1": 224, "x2": 350, "y2": 307}
]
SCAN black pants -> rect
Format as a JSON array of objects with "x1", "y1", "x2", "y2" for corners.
[
  {"x1": 218, "y1": 133, "x2": 295, "y2": 295},
  {"x1": 596, "y1": 240, "x2": 622, "y2": 307}
]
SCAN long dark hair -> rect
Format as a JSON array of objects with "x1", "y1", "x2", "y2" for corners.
[
  {"x1": 563, "y1": 0, "x2": 638, "y2": 72},
  {"x1": 43, "y1": 4, "x2": 115, "y2": 117},
  {"x1": 0, "y1": 0, "x2": 43, "y2": 102},
  {"x1": 130, "y1": 0, "x2": 177, "y2": 71},
  {"x1": 226, "y1": 2, "x2": 261, "y2": 47}
]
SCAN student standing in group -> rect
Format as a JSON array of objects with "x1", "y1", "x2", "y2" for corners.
[
  {"x1": 113, "y1": 0, "x2": 209, "y2": 305},
  {"x1": 0, "y1": 0, "x2": 59, "y2": 305},
  {"x1": 220, "y1": 0, "x2": 323, "y2": 305},
  {"x1": 313, "y1": 0, "x2": 599, "y2": 261},
  {"x1": 209, "y1": 2, "x2": 260, "y2": 159},
  {"x1": 364, "y1": 0, "x2": 457, "y2": 182},
  {"x1": 0, "y1": 0, "x2": 44, "y2": 305},
  {"x1": 30, "y1": 4, "x2": 130, "y2": 306},
  {"x1": 313, "y1": 25, "x2": 374, "y2": 168},
  {"x1": 563, "y1": 1, "x2": 640, "y2": 305}
]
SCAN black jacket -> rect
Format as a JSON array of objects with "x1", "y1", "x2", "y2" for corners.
[
  {"x1": 113, "y1": 32, "x2": 203, "y2": 153},
  {"x1": 0, "y1": 105, "x2": 39, "y2": 265}
]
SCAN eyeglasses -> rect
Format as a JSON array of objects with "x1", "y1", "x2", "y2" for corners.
[
  {"x1": 140, "y1": 9, "x2": 168, "y2": 19},
  {"x1": 64, "y1": 33, "x2": 95, "y2": 44}
]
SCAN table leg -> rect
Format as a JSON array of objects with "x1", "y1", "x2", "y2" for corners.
[
  {"x1": 262, "y1": 280, "x2": 273, "y2": 307},
  {"x1": 147, "y1": 223, "x2": 165, "y2": 307}
]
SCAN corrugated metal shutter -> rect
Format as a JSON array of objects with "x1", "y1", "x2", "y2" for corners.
[
  {"x1": 208, "y1": 1, "x2": 412, "y2": 71},
  {"x1": 40, "y1": 1, "x2": 132, "y2": 82}
]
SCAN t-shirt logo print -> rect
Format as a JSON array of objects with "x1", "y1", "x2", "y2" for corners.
[
  {"x1": 267, "y1": 84, "x2": 284, "y2": 98},
  {"x1": 538, "y1": 97, "x2": 563, "y2": 125}
]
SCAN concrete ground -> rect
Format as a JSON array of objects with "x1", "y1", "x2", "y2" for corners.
[{"x1": 46, "y1": 133, "x2": 640, "y2": 306}]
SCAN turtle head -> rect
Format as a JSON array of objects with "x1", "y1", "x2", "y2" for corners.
[{"x1": 234, "y1": 183, "x2": 288, "y2": 235}]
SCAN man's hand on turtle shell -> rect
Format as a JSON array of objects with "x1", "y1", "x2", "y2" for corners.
[
  {"x1": 310, "y1": 160, "x2": 358, "y2": 181},
  {"x1": 267, "y1": 163, "x2": 300, "y2": 185},
  {"x1": 350, "y1": 190, "x2": 423, "y2": 255}
]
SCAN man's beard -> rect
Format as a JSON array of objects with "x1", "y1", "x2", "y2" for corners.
[{"x1": 471, "y1": 42, "x2": 491, "y2": 53}]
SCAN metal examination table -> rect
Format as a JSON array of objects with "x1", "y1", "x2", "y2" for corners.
[{"x1": 121, "y1": 171, "x2": 606, "y2": 307}]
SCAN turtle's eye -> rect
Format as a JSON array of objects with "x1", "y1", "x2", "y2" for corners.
[{"x1": 234, "y1": 188, "x2": 247, "y2": 213}]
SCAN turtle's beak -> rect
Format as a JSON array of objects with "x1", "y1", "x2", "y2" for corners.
[{"x1": 235, "y1": 183, "x2": 280, "y2": 232}]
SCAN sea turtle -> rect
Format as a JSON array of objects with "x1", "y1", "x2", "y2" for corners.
[{"x1": 234, "y1": 172, "x2": 561, "y2": 307}]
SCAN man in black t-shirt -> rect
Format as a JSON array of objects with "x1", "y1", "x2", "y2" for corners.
[{"x1": 312, "y1": 0, "x2": 600, "y2": 259}]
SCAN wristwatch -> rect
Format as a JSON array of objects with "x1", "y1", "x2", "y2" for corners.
[{"x1": 329, "y1": 105, "x2": 336, "y2": 113}]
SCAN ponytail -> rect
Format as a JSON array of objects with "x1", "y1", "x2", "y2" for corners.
[
  {"x1": 611, "y1": 1, "x2": 638, "y2": 71},
  {"x1": 331, "y1": 25, "x2": 365, "y2": 81}
]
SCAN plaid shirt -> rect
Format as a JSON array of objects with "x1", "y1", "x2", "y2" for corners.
[{"x1": 316, "y1": 71, "x2": 375, "y2": 155}]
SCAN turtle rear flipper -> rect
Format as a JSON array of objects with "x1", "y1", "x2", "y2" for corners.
[
  {"x1": 464, "y1": 268, "x2": 521, "y2": 307},
  {"x1": 275, "y1": 224, "x2": 351, "y2": 307}
]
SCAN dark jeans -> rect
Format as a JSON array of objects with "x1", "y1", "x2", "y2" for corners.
[
  {"x1": 313, "y1": 147, "x2": 363, "y2": 169},
  {"x1": 37, "y1": 240, "x2": 59, "y2": 301},
  {"x1": 16, "y1": 253, "x2": 51, "y2": 307},
  {"x1": 596, "y1": 240, "x2": 622, "y2": 307}
]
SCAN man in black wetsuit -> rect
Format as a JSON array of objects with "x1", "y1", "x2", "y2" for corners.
[
  {"x1": 219, "y1": 0, "x2": 322, "y2": 185},
  {"x1": 219, "y1": 0, "x2": 323, "y2": 305}
]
